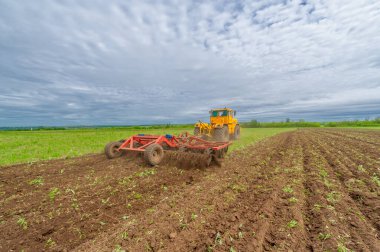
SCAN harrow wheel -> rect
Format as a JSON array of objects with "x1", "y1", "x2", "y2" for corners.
[
  {"x1": 216, "y1": 146, "x2": 228, "y2": 158},
  {"x1": 105, "y1": 141, "x2": 123, "y2": 159},
  {"x1": 144, "y1": 143, "x2": 164, "y2": 166},
  {"x1": 203, "y1": 148, "x2": 213, "y2": 167}
]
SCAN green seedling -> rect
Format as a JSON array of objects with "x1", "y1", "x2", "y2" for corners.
[
  {"x1": 326, "y1": 191, "x2": 340, "y2": 203},
  {"x1": 133, "y1": 192, "x2": 142, "y2": 200},
  {"x1": 74, "y1": 228, "x2": 86, "y2": 239},
  {"x1": 71, "y1": 199, "x2": 80, "y2": 210},
  {"x1": 191, "y1": 213, "x2": 198, "y2": 221},
  {"x1": 45, "y1": 237, "x2": 55, "y2": 247},
  {"x1": 323, "y1": 178, "x2": 332, "y2": 188},
  {"x1": 357, "y1": 165, "x2": 365, "y2": 172},
  {"x1": 65, "y1": 188, "x2": 75, "y2": 195},
  {"x1": 319, "y1": 169, "x2": 328, "y2": 178},
  {"x1": 114, "y1": 244, "x2": 126, "y2": 252},
  {"x1": 282, "y1": 186, "x2": 293, "y2": 193},
  {"x1": 287, "y1": 219, "x2": 298, "y2": 228},
  {"x1": 17, "y1": 217, "x2": 28, "y2": 230},
  {"x1": 135, "y1": 168, "x2": 156, "y2": 177},
  {"x1": 29, "y1": 177, "x2": 44, "y2": 186},
  {"x1": 289, "y1": 197, "x2": 298, "y2": 203},
  {"x1": 179, "y1": 222, "x2": 188, "y2": 229},
  {"x1": 118, "y1": 176, "x2": 132, "y2": 186},
  {"x1": 229, "y1": 183, "x2": 247, "y2": 193},
  {"x1": 355, "y1": 210, "x2": 365, "y2": 221},
  {"x1": 101, "y1": 197, "x2": 110, "y2": 204},
  {"x1": 146, "y1": 208, "x2": 155, "y2": 213},
  {"x1": 318, "y1": 233, "x2": 332, "y2": 240},
  {"x1": 372, "y1": 175, "x2": 380, "y2": 187},
  {"x1": 337, "y1": 243, "x2": 350, "y2": 252},
  {"x1": 121, "y1": 231, "x2": 128, "y2": 240},
  {"x1": 215, "y1": 232, "x2": 223, "y2": 245},
  {"x1": 179, "y1": 217, "x2": 188, "y2": 230},
  {"x1": 48, "y1": 188, "x2": 60, "y2": 201}
]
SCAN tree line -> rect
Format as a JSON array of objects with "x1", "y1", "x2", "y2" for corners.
[{"x1": 241, "y1": 118, "x2": 380, "y2": 128}]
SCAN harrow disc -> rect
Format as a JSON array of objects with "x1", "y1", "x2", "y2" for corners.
[{"x1": 164, "y1": 150, "x2": 213, "y2": 168}]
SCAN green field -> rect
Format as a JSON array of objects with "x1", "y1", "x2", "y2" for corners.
[{"x1": 0, "y1": 128, "x2": 293, "y2": 166}]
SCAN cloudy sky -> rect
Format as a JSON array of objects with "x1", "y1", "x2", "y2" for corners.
[{"x1": 0, "y1": 0, "x2": 380, "y2": 126}]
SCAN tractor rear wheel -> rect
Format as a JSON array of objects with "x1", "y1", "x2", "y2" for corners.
[
  {"x1": 213, "y1": 126, "x2": 229, "y2": 141},
  {"x1": 194, "y1": 127, "x2": 200, "y2": 136},
  {"x1": 233, "y1": 125, "x2": 240, "y2": 140},
  {"x1": 105, "y1": 141, "x2": 123, "y2": 159},
  {"x1": 144, "y1": 144, "x2": 164, "y2": 166},
  {"x1": 222, "y1": 126, "x2": 229, "y2": 141}
]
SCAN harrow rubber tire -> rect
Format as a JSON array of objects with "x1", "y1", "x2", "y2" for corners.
[
  {"x1": 194, "y1": 127, "x2": 200, "y2": 136},
  {"x1": 144, "y1": 144, "x2": 164, "y2": 166},
  {"x1": 233, "y1": 125, "x2": 240, "y2": 140},
  {"x1": 203, "y1": 148, "x2": 213, "y2": 167},
  {"x1": 216, "y1": 146, "x2": 228, "y2": 158},
  {"x1": 105, "y1": 141, "x2": 123, "y2": 159}
]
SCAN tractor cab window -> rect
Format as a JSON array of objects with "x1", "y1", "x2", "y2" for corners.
[{"x1": 211, "y1": 110, "x2": 229, "y2": 117}]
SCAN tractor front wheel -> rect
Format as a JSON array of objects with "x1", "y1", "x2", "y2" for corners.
[
  {"x1": 105, "y1": 141, "x2": 123, "y2": 159},
  {"x1": 144, "y1": 144, "x2": 164, "y2": 166},
  {"x1": 233, "y1": 125, "x2": 240, "y2": 140},
  {"x1": 194, "y1": 127, "x2": 200, "y2": 136}
]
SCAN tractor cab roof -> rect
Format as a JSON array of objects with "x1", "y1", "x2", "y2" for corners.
[{"x1": 210, "y1": 108, "x2": 234, "y2": 111}]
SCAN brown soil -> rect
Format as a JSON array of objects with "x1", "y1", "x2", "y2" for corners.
[{"x1": 1, "y1": 129, "x2": 379, "y2": 251}]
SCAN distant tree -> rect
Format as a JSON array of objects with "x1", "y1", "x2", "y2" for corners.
[
  {"x1": 249, "y1": 119, "x2": 260, "y2": 127},
  {"x1": 298, "y1": 119, "x2": 305, "y2": 122},
  {"x1": 286, "y1": 118, "x2": 290, "y2": 123}
]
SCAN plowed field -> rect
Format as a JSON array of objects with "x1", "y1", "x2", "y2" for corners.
[{"x1": 1, "y1": 129, "x2": 379, "y2": 251}]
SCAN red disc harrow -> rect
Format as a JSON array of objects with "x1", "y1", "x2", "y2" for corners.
[{"x1": 104, "y1": 132, "x2": 231, "y2": 167}]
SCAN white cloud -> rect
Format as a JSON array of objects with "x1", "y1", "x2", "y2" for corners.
[{"x1": 0, "y1": 0, "x2": 379, "y2": 126}]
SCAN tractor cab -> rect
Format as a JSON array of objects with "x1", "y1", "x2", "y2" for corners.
[{"x1": 209, "y1": 108, "x2": 237, "y2": 126}]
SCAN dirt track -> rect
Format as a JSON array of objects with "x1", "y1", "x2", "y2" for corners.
[{"x1": 1, "y1": 129, "x2": 379, "y2": 251}]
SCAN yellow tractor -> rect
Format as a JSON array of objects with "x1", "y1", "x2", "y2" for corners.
[{"x1": 194, "y1": 108, "x2": 240, "y2": 141}]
